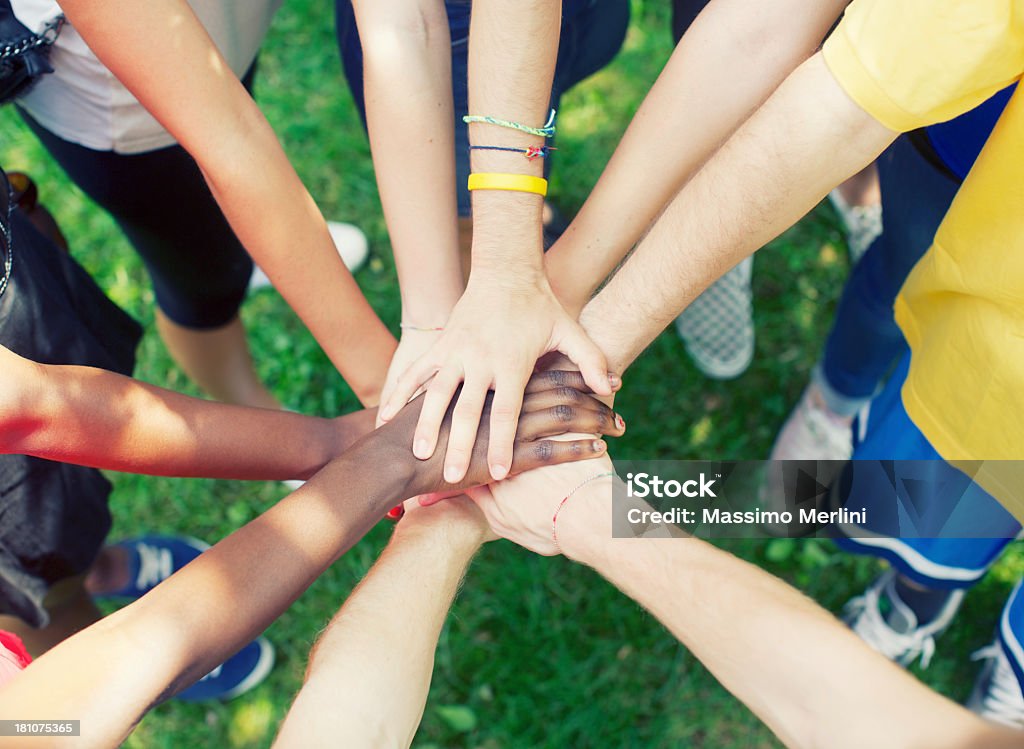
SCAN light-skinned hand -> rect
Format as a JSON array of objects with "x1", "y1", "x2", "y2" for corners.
[{"x1": 377, "y1": 276, "x2": 618, "y2": 484}]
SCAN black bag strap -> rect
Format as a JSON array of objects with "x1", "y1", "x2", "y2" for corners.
[
  {"x1": 0, "y1": 167, "x2": 12, "y2": 300},
  {"x1": 0, "y1": 1, "x2": 63, "y2": 104}
]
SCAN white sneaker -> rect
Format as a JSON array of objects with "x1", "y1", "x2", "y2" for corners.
[
  {"x1": 250, "y1": 221, "x2": 369, "y2": 292},
  {"x1": 843, "y1": 569, "x2": 964, "y2": 668},
  {"x1": 828, "y1": 189, "x2": 882, "y2": 264},
  {"x1": 768, "y1": 384, "x2": 854, "y2": 463},
  {"x1": 968, "y1": 641, "x2": 1024, "y2": 728},
  {"x1": 675, "y1": 257, "x2": 754, "y2": 380}
]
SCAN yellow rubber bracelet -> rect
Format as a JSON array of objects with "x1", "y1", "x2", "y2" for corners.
[{"x1": 467, "y1": 172, "x2": 548, "y2": 197}]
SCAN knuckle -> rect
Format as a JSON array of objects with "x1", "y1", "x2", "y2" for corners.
[
  {"x1": 557, "y1": 386, "x2": 582, "y2": 402},
  {"x1": 546, "y1": 370, "x2": 569, "y2": 387},
  {"x1": 533, "y1": 440, "x2": 555, "y2": 462},
  {"x1": 552, "y1": 404, "x2": 575, "y2": 423}
]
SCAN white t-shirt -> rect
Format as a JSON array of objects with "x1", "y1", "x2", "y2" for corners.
[{"x1": 12, "y1": 0, "x2": 282, "y2": 154}]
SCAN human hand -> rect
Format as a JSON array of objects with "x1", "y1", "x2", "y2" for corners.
[
  {"x1": 395, "y1": 493, "x2": 498, "y2": 547},
  {"x1": 378, "y1": 276, "x2": 618, "y2": 485},
  {"x1": 467, "y1": 455, "x2": 616, "y2": 556},
  {"x1": 377, "y1": 330, "x2": 444, "y2": 428},
  {"x1": 369, "y1": 370, "x2": 625, "y2": 500}
]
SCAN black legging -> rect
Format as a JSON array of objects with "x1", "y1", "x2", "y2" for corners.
[{"x1": 16, "y1": 65, "x2": 259, "y2": 330}]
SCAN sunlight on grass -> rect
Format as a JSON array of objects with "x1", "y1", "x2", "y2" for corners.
[
  {"x1": 229, "y1": 696, "x2": 275, "y2": 747},
  {"x1": 689, "y1": 414, "x2": 713, "y2": 447}
]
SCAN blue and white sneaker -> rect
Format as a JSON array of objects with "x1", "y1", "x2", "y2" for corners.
[
  {"x1": 177, "y1": 637, "x2": 276, "y2": 702},
  {"x1": 967, "y1": 639, "x2": 1024, "y2": 729},
  {"x1": 843, "y1": 569, "x2": 964, "y2": 668},
  {"x1": 99, "y1": 535, "x2": 210, "y2": 599}
]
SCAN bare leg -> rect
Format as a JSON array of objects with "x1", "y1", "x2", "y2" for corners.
[
  {"x1": 836, "y1": 162, "x2": 881, "y2": 208},
  {"x1": 155, "y1": 311, "x2": 281, "y2": 410},
  {"x1": 83, "y1": 546, "x2": 132, "y2": 597},
  {"x1": 0, "y1": 576, "x2": 101, "y2": 657}
]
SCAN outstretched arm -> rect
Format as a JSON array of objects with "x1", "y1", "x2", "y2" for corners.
[
  {"x1": 0, "y1": 345, "x2": 372, "y2": 480},
  {"x1": 546, "y1": 0, "x2": 849, "y2": 312},
  {"x1": 0, "y1": 373, "x2": 622, "y2": 749},
  {"x1": 55, "y1": 0, "x2": 396, "y2": 405},
  {"x1": 578, "y1": 53, "x2": 895, "y2": 374},
  {"x1": 469, "y1": 465, "x2": 1020, "y2": 749},
  {"x1": 351, "y1": 0, "x2": 465, "y2": 412},
  {"x1": 379, "y1": 0, "x2": 614, "y2": 489},
  {"x1": 274, "y1": 497, "x2": 490, "y2": 748}
]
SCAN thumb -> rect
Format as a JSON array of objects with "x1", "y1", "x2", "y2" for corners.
[{"x1": 551, "y1": 316, "x2": 613, "y2": 396}]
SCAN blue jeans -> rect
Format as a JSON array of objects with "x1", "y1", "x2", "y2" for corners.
[
  {"x1": 335, "y1": 0, "x2": 629, "y2": 216},
  {"x1": 814, "y1": 135, "x2": 961, "y2": 416}
]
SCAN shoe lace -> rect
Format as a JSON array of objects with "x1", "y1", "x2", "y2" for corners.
[
  {"x1": 134, "y1": 543, "x2": 174, "y2": 590},
  {"x1": 844, "y1": 580, "x2": 936, "y2": 669},
  {"x1": 971, "y1": 644, "x2": 1024, "y2": 727},
  {"x1": 800, "y1": 398, "x2": 853, "y2": 459}
]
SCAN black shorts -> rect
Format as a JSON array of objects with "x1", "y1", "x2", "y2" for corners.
[
  {"x1": 15, "y1": 66, "x2": 258, "y2": 330},
  {"x1": 0, "y1": 169, "x2": 141, "y2": 627}
]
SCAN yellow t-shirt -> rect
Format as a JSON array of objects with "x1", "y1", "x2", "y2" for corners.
[{"x1": 823, "y1": 0, "x2": 1024, "y2": 519}]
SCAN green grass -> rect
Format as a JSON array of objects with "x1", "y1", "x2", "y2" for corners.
[{"x1": 1, "y1": 1, "x2": 1020, "y2": 746}]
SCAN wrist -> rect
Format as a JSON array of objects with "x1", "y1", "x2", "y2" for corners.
[
  {"x1": 578, "y1": 305, "x2": 632, "y2": 377},
  {"x1": 395, "y1": 507, "x2": 488, "y2": 552},
  {"x1": 468, "y1": 193, "x2": 545, "y2": 274},
  {"x1": 544, "y1": 249, "x2": 591, "y2": 318},
  {"x1": 465, "y1": 263, "x2": 548, "y2": 298},
  {"x1": 556, "y1": 478, "x2": 616, "y2": 565},
  {"x1": 399, "y1": 284, "x2": 461, "y2": 328}
]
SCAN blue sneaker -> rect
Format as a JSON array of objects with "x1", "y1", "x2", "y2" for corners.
[
  {"x1": 176, "y1": 637, "x2": 276, "y2": 702},
  {"x1": 99, "y1": 535, "x2": 210, "y2": 598}
]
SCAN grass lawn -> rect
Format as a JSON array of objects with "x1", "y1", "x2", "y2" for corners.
[{"x1": 1, "y1": 1, "x2": 1020, "y2": 746}]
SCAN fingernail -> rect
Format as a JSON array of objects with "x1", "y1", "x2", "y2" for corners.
[
  {"x1": 386, "y1": 505, "x2": 404, "y2": 521},
  {"x1": 490, "y1": 463, "x2": 509, "y2": 481},
  {"x1": 444, "y1": 464, "x2": 462, "y2": 484},
  {"x1": 608, "y1": 373, "x2": 622, "y2": 390},
  {"x1": 379, "y1": 405, "x2": 395, "y2": 421},
  {"x1": 614, "y1": 413, "x2": 626, "y2": 431},
  {"x1": 413, "y1": 438, "x2": 430, "y2": 459},
  {"x1": 593, "y1": 440, "x2": 606, "y2": 452}
]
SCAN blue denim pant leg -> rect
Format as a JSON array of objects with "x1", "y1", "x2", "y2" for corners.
[
  {"x1": 834, "y1": 354, "x2": 1021, "y2": 589},
  {"x1": 814, "y1": 136, "x2": 961, "y2": 416},
  {"x1": 336, "y1": 0, "x2": 628, "y2": 216}
]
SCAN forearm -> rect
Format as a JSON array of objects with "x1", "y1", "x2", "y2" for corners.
[
  {"x1": 0, "y1": 451, "x2": 411, "y2": 748},
  {"x1": 56, "y1": 0, "x2": 396, "y2": 405},
  {"x1": 3, "y1": 357, "x2": 370, "y2": 480},
  {"x1": 275, "y1": 513, "x2": 484, "y2": 748},
  {"x1": 547, "y1": 0, "x2": 848, "y2": 312},
  {"x1": 466, "y1": 0, "x2": 561, "y2": 279},
  {"x1": 558, "y1": 494, "x2": 993, "y2": 749},
  {"x1": 355, "y1": 0, "x2": 464, "y2": 325},
  {"x1": 201, "y1": 131, "x2": 396, "y2": 405},
  {"x1": 578, "y1": 54, "x2": 896, "y2": 373}
]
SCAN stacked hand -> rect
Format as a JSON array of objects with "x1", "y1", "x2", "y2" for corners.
[
  {"x1": 371, "y1": 370, "x2": 625, "y2": 501},
  {"x1": 467, "y1": 454, "x2": 616, "y2": 555},
  {"x1": 378, "y1": 276, "x2": 617, "y2": 486}
]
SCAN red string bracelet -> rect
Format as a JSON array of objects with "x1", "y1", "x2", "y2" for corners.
[{"x1": 552, "y1": 470, "x2": 616, "y2": 552}]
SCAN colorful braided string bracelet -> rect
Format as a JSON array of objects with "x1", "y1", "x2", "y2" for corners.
[
  {"x1": 463, "y1": 108, "x2": 557, "y2": 138},
  {"x1": 469, "y1": 145, "x2": 556, "y2": 161}
]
